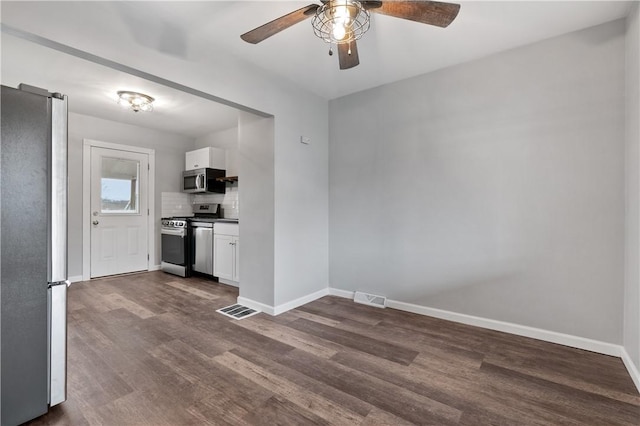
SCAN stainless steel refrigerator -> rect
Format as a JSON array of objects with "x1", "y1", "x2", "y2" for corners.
[{"x1": 1, "y1": 84, "x2": 68, "y2": 426}]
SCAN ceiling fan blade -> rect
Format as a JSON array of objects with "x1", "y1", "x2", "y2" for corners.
[
  {"x1": 338, "y1": 41, "x2": 359, "y2": 70},
  {"x1": 368, "y1": 1, "x2": 460, "y2": 28},
  {"x1": 241, "y1": 4, "x2": 320, "y2": 44}
]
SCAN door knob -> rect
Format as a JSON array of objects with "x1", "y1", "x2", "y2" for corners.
[{"x1": 92, "y1": 220, "x2": 99, "y2": 225}]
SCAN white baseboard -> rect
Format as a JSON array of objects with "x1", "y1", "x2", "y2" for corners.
[
  {"x1": 273, "y1": 288, "x2": 330, "y2": 315},
  {"x1": 388, "y1": 299, "x2": 622, "y2": 357},
  {"x1": 237, "y1": 297, "x2": 275, "y2": 316},
  {"x1": 149, "y1": 264, "x2": 161, "y2": 272},
  {"x1": 328, "y1": 288, "x2": 355, "y2": 299},
  {"x1": 328, "y1": 287, "x2": 622, "y2": 357},
  {"x1": 238, "y1": 288, "x2": 330, "y2": 317},
  {"x1": 621, "y1": 347, "x2": 640, "y2": 393}
]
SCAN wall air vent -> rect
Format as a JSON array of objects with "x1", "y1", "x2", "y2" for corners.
[{"x1": 353, "y1": 291, "x2": 387, "y2": 308}]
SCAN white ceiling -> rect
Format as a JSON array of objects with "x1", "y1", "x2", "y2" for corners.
[
  {"x1": 1, "y1": 32, "x2": 241, "y2": 139},
  {"x1": 1, "y1": 1, "x2": 634, "y2": 138}
]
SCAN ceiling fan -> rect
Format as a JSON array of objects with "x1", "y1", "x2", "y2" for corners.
[{"x1": 241, "y1": 0, "x2": 460, "y2": 70}]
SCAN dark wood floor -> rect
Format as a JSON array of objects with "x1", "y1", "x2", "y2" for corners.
[{"x1": 28, "y1": 271, "x2": 639, "y2": 425}]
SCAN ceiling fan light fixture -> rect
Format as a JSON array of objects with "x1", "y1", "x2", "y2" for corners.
[
  {"x1": 240, "y1": 1, "x2": 460, "y2": 70},
  {"x1": 117, "y1": 90, "x2": 155, "y2": 113},
  {"x1": 312, "y1": 0, "x2": 370, "y2": 44}
]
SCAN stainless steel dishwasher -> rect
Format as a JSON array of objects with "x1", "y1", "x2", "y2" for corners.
[{"x1": 191, "y1": 221, "x2": 213, "y2": 275}]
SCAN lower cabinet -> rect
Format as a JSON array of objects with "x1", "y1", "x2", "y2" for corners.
[{"x1": 213, "y1": 223, "x2": 239, "y2": 285}]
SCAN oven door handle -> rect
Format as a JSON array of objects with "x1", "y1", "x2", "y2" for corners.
[{"x1": 161, "y1": 228, "x2": 186, "y2": 237}]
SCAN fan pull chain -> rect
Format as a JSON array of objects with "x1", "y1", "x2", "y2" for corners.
[
  {"x1": 328, "y1": 45, "x2": 333, "y2": 56},
  {"x1": 348, "y1": 43, "x2": 352, "y2": 56}
]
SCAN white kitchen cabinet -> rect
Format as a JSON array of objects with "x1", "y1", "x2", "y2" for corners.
[
  {"x1": 185, "y1": 147, "x2": 226, "y2": 170},
  {"x1": 214, "y1": 223, "x2": 239, "y2": 285}
]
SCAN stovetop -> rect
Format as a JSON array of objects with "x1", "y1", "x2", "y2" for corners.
[{"x1": 161, "y1": 216, "x2": 238, "y2": 227}]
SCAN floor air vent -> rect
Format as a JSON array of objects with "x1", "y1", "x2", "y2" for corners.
[
  {"x1": 217, "y1": 304, "x2": 260, "y2": 320},
  {"x1": 353, "y1": 291, "x2": 387, "y2": 308}
]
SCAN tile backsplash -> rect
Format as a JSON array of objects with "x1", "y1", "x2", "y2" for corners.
[
  {"x1": 161, "y1": 192, "x2": 193, "y2": 218},
  {"x1": 162, "y1": 184, "x2": 239, "y2": 219},
  {"x1": 194, "y1": 183, "x2": 239, "y2": 219}
]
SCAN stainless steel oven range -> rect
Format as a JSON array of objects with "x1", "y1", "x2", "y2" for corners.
[{"x1": 160, "y1": 219, "x2": 190, "y2": 277}]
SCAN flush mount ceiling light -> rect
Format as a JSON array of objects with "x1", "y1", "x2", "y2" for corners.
[
  {"x1": 241, "y1": 0, "x2": 460, "y2": 70},
  {"x1": 117, "y1": 91, "x2": 155, "y2": 112}
]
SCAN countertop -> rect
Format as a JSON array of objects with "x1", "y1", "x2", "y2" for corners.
[{"x1": 189, "y1": 217, "x2": 238, "y2": 224}]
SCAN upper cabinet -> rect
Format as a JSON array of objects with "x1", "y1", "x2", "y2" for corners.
[{"x1": 185, "y1": 147, "x2": 226, "y2": 171}]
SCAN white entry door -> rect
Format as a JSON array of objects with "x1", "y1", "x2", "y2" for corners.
[{"x1": 90, "y1": 146, "x2": 149, "y2": 278}]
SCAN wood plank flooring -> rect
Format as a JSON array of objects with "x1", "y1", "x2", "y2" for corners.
[{"x1": 28, "y1": 271, "x2": 639, "y2": 425}]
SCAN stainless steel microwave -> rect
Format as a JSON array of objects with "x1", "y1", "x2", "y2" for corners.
[{"x1": 182, "y1": 168, "x2": 225, "y2": 193}]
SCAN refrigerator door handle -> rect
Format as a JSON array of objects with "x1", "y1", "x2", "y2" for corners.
[
  {"x1": 48, "y1": 281, "x2": 68, "y2": 407},
  {"x1": 49, "y1": 95, "x2": 68, "y2": 283}
]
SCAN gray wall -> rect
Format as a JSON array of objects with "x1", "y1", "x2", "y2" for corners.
[
  {"x1": 329, "y1": 20, "x2": 626, "y2": 343},
  {"x1": 68, "y1": 112, "x2": 194, "y2": 278},
  {"x1": 625, "y1": 3, "x2": 640, "y2": 370},
  {"x1": 238, "y1": 112, "x2": 275, "y2": 306},
  {"x1": 274, "y1": 99, "x2": 329, "y2": 306}
]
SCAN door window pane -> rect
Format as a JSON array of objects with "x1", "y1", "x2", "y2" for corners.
[{"x1": 101, "y1": 157, "x2": 140, "y2": 214}]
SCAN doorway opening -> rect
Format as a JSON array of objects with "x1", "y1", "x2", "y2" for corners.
[{"x1": 82, "y1": 139, "x2": 156, "y2": 280}]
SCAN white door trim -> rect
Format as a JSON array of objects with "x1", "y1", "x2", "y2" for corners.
[{"x1": 82, "y1": 139, "x2": 156, "y2": 281}]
